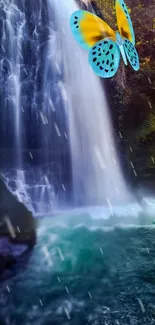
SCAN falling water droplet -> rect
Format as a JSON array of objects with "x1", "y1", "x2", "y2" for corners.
[
  {"x1": 42, "y1": 246, "x2": 53, "y2": 266},
  {"x1": 148, "y1": 101, "x2": 152, "y2": 109},
  {"x1": 88, "y1": 291, "x2": 92, "y2": 299},
  {"x1": 116, "y1": 187, "x2": 119, "y2": 195},
  {"x1": 1, "y1": 44, "x2": 5, "y2": 52},
  {"x1": 65, "y1": 286, "x2": 69, "y2": 294},
  {"x1": 6, "y1": 285, "x2": 10, "y2": 293},
  {"x1": 23, "y1": 68, "x2": 28, "y2": 75},
  {"x1": 62, "y1": 184, "x2": 66, "y2": 191},
  {"x1": 129, "y1": 146, "x2": 133, "y2": 152},
  {"x1": 39, "y1": 299, "x2": 43, "y2": 306},
  {"x1": 64, "y1": 307, "x2": 71, "y2": 320},
  {"x1": 94, "y1": 146, "x2": 105, "y2": 169},
  {"x1": 16, "y1": 226, "x2": 20, "y2": 233},
  {"x1": 130, "y1": 161, "x2": 134, "y2": 169},
  {"x1": 4, "y1": 216, "x2": 16, "y2": 238},
  {"x1": 136, "y1": 298, "x2": 145, "y2": 313},
  {"x1": 40, "y1": 112, "x2": 48, "y2": 125},
  {"x1": 57, "y1": 276, "x2": 61, "y2": 283},
  {"x1": 54, "y1": 123, "x2": 61, "y2": 137},
  {"x1": 119, "y1": 131, "x2": 123, "y2": 138},
  {"x1": 57, "y1": 247, "x2": 64, "y2": 261},
  {"x1": 29, "y1": 152, "x2": 33, "y2": 159},
  {"x1": 106, "y1": 197, "x2": 114, "y2": 216},
  {"x1": 133, "y1": 169, "x2": 137, "y2": 177},
  {"x1": 49, "y1": 98, "x2": 55, "y2": 112}
]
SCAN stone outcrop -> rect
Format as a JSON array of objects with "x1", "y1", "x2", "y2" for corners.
[{"x1": 0, "y1": 177, "x2": 36, "y2": 279}]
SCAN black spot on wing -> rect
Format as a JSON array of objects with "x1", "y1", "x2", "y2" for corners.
[{"x1": 121, "y1": 2, "x2": 129, "y2": 19}]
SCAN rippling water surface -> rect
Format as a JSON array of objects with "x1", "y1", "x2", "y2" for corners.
[{"x1": 0, "y1": 210, "x2": 155, "y2": 325}]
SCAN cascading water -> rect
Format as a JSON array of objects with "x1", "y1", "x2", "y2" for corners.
[
  {"x1": 0, "y1": 0, "x2": 25, "y2": 166},
  {"x1": 0, "y1": 0, "x2": 67, "y2": 214},
  {"x1": 2, "y1": 167, "x2": 57, "y2": 215},
  {"x1": 0, "y1": 0, "x2": 132, "y2": 215},
  {"x1": 50, "y1": 0, "x2": 131, "y2": 206}
]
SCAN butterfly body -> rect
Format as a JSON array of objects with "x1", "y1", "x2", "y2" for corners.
[
  {"x1": 115, "y1": 32, "x2": 127, "y2": 66},
  {"x1": 116, "y1": 32, "x2": 123, "y2": 46},
  {"x1": 70, "y1": 0, "x2": 139, "y2": 78}
]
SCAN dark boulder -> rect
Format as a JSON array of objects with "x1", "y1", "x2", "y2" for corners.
[{"x1": 0, "y1": 177, "x2": 36, "y2": 280}]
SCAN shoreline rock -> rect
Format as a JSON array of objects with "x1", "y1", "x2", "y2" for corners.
[{"x1": 0, "y1": 177, "x2": 36, "y2": 280}]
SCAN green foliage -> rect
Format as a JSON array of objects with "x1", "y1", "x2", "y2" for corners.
[
  {"x1": 137, "y1": 114, "x2": 155, "y2": 142},
  {"x1": 92, "y1": 0, "x2": 155, "y2": 144}
]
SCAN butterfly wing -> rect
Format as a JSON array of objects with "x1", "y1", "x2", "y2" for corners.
[
  {"x1": 88, "y1": 38, "x2": 120, "y2": 78},
  {"x1": 115, "y1": 0, "x2": 135, "y2": 45},
  {"x1": 123, "y1": 38, "x2": 139, "y2": 71},
  {"x1": 70, "y1": 10, "x2": 116, "y2": 51}
]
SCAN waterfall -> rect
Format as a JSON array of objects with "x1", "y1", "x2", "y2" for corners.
[
  {"x1": 50, "y1": 0, "x2": 131, "y2": 206},
  {"x1": 0, "y1": 0, "x2": 65, "y2": 214},
  {"x1": 0, "y1": 0, "x2": 25, "y2": 166},
  {"x1": 0, "y1": 0, "x2": 131, "y2": 214}
]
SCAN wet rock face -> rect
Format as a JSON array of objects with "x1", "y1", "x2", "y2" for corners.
[{"x1": 0, "y1": 178, "x2": 36, "y2": 279}]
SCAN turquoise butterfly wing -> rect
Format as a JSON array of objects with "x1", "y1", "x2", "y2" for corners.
[
  {"x1": 115, "y1": 0, "x2": 139, "y2": 71},
  {"x1": 123, "y1": 38, "x2": 139, "y2": 71},
  {"x1": 115, "y1": 0, "x2": 135, "y2": 45},
  {"x1": 88, "y1": 38, "x2": 120, "y2": 78},
  {"x1": 70, "y1": 10, "x2": 90, "y2": 50},
  {"x1": 70, "y1": 1, "x2": 140, "y2": 78},
  {"x1": 70, "y1": 10, "x2": 116, "y2": 51}
]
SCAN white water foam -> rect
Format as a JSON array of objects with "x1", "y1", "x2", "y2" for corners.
[{"x1": 50, "y1": 0, "x2": 132, "y2": 206}]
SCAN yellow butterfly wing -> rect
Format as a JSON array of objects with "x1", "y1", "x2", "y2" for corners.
[
  {"x1": 115, "y1": 0, "x2": 135, "y2": 45},
  {"x1": 70, "y1": 10, "x2": 116, "y2": 50}
]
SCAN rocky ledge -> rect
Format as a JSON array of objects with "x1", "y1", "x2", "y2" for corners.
[{"x1": 0, "y1": 177, "x2": 36, "y2": 280}]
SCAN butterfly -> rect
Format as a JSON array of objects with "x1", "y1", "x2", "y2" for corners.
[{"x1": 70, "y1": 0, "x2": 140, "y2": 78}]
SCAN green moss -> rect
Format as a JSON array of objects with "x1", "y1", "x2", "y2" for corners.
[{"x1": 137, "y1": 114, "x2": 155, "y2": 142}]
